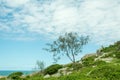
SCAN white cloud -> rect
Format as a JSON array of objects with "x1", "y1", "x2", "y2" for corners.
[
  {"x1": 53, "y1": 7, "x2": 79, "y2": 25},
  {"x1": 3, "y1": 0, "x2": 29, "y2": 7},
  {"x1": 0, "y1": 0, "x2": 120, "y2": 45}
]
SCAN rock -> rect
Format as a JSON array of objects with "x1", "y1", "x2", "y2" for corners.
[
  {"x1": 101, "y1": 58, "x2": 113, "y2": 63},
  {"x1": 69, "y1": 68, "x2": 73, "y2": 71},
  {"x1": 51, "y1": 73, "x2": 61, "y2": 77},
  {"x1": 58, "y1": 67, "x2": 72, "y2": 75},
  {"x1": 66, "y1": 72, "x2": 72, "y2": 75},
  {"x1": 58, "y1": 67, "x2": 68, "y2": 72},
  {"x1": 58, "y1": 67, "x2": 68, "y2": 75},
  {"x1": 44, "y1": 74, "x2": 50, "y2": 78}
]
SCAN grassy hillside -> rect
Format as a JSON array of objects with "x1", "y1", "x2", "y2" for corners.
[{"x1": 1, "y1": 41, "x2": 120, "y2": 80}]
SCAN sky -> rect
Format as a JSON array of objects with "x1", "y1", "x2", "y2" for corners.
[{"x1": 0, "y1": 0, "x2": 120, "y2": 70}]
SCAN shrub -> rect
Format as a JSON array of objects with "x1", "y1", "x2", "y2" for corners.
[
  {"x1": 82, "y1": 56, "x2": 95, "y2": 67},
  {"x1": 44, "y1": 64, "x2": 63, "y2": 75},
  {"x1": 93, "y1": 60, "x2": 106, "y2": 66},
  {"x1": 0, "y1": 77, "x2": 6, "y2": 80},
  {"x1": 7, "y1": 72, "x2": 23, "y2": 80},
  {"x1": 73, "y1": 63, "x2": 82, "y2": 70},
  {"x1": 90, "y1": 65, "x2": 120, "y2": 80},
  {"x1": 27, "y1": 73, "x2": 44, "y2": 80},
  {"x1": 64, "y1": 63, "x2": 73, "y2": 68},
  {"x1": 115, "y1": 51, "x2": 120, "y2": 59},
  {"x1": 64, "y1": 63, "x2": 82, "y2": 70},
  {"x1": 25, "y1": 75, "x2": 30, "y2": 79}
]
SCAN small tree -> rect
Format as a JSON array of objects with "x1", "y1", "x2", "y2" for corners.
[
  {"x1": 35, "y1": 60, "x2": 45, "y2": 73},
  {"x1": 44, "y1": 32, "x2": 89, "y2": 69}
]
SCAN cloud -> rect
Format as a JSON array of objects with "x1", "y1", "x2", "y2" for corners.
[
  {"x1": 3, "y1": 0, "x2": 29, "y2": 7},
  {"x1": 0, "y1": 0, "x2": 120, "y2": 45}
]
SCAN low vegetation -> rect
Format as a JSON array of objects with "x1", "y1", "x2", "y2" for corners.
[
  {"x1": 44, "y1": 64, "x2": 63, "y2": 75},
  {"x1": 7, "y1": 72, "x2": 23, "y2": 80},
  {"x1": 1, "y1": 41, "x2": 120, "y2": 80}
]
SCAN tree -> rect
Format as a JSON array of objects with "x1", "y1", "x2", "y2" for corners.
[
  {"x1": 44, "y1": 32, "x2": 89, "y2": 69},
  {"x1": 34, "y1": 60, "x2": 45, "y2": 73}
]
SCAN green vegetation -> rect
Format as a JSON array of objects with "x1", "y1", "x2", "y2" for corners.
[
  {"x1": 44, "y1": 32, "x2": 89, "y2": 69},
  {"x1": 98, "y1": 41, "x2": 120, "y2": 61},
  {"x1": 0, "y1": 78, "x2": 6, "y2": 80},
  {"x1": 1, "y1": 41, "x2": 120, "y2": 80},
  {"x1": 82, "y1": 55, "x2": 107, "y2": 67},
  {"x1": 44, "y1": 64, "x2": 63, "y2": 75},
  {"x1": 7, "y1": 72, "x2": 23, "y2": 80},
  {"x1": 23, "y1": 64, "x2": 120, "y2": 80},
  {"x1": 64, "y1": 62, "x2": 82, "y2": 70},
  {"x1": 25, "y1": 74, "x2": 44, "y2": 80},
  {"x1": 93, "y1": 60, "x2": 106, "y2": 66},
  {"x1": 90, "y1": 65, "x2": 120, "y2": 80},
  {"x1": 82, "y1": 56, "x2": 95, "y2": 67}
]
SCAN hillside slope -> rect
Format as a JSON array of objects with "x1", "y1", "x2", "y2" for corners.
[
  {"x1": 25, "y1": 41, "x2": 120, "y2": 80},
  {"x1": 1, "y1": 41, "x2": 120, "y2": 80}
]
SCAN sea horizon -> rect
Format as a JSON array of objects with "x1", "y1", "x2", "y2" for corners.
[{"x1": 0, "y1": 70, "x2": 34, "y2": 76}]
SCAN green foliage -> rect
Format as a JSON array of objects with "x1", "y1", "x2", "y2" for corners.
[
  {"x1": 44, "y1": 64, "x2": 63, "y2": 75},
  {"x1": 82, "y1": 56, "x2": 95, "y2": 67},
  {"x1": 90, "y1": 65, "x2": 120, "y2": 80},
  {"x1": 93, "y1": 60, "x2": 106, "y2": 66},
  {"x1": 101, "y1": 41, "x2": 120, "y2": 53},
  {"x1": 101, "y1": 53, "x2": 114, "y2": 58},
  {"x1": 101, "y1": 51, "x2": 120, "y2": 59},
  {"x1": 44, "y1": 68, "x2": 97, "y2": 80},
  {"x1": 73, "y1": 63, "x2": 83, "y2": 70},
  {"x1": 24, "y1": 64, "x2": 120, "y2": 80},
  {"x1": 7, "y1": 72, "x2": 23, "y2": 80},
  {"x1": 44, "y1": 32, "x2": 89, "y2": 64},
  {"x1": 0, "y1": 78, "x2": 6, "y2": 80},
  {"x1": 16, "y1": 40, "x2": 120, "y2": 80},
  {"x1": 82, "y1": 56, "x2": 107, "y2": 67},
  {"x1": 99, "y1": 41, "x2": 120, "y2": 60},
  {"x1": 25, "y1": 75, "x2": 30, "y2": 79},
  {"x1": 25, "y1": 73, "x2": 43, "y2": 80},
  {"x1": 102, "y1": 45, "x2": 115, "y2": 52},
  {"x1": 8, "y1": 72, "x2": 23, "y2": 77},
  {"x1": 115, "y1": 51, "x2": 120, "y2": 59},
  {"x1": 64, "y1": 63, "x2": 73, "y2": 68},
  {"x1": 64, "y1": 63, "x2": 82, "y2": 70}
]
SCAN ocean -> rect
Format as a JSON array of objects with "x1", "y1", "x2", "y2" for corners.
[{"x1": 0, "y1": 70, "x2": 33, "y2": 76}]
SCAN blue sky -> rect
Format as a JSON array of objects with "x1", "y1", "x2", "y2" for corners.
[{"x1": 0, "y1": 0, "x2": 120, "y2": 70}]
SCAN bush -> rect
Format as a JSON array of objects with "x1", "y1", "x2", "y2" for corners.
[
  {"x1": 64, "y1": 63, "x2": 73, "y2": 68},
  {"x1": 115, "y1": 51, "x2": 120, "y2": 59},
  {"x1": 8, "y1": 72, "x2": 23, "y2": 80},
  {"x1": 0, "y1": 77, "x2": 6, "y2": 80},
  {"x1": 26, "y1": 73, "x2": 43, "y2": 80},
  {"x1": 90, "y1": 65, "x2": 120, "y2": 80},
  {"x1": 82, "y1": 56, "x2": 95, "y2": 67},
  {"x1": 73, "y1": 63, "x2": 83, "y2": 70},
  {"x1": 93, "y1": 60, "x2": 106, "y2": 66},
  {"x1": 101, "y1": 41, "x2": 120, "y2": 53},
  {"x1": 44, "y1": 64, "x2": 63, "y2": 75},
  {"x1": 64, "y1": 63, "x2": 82, "y2": 70}
]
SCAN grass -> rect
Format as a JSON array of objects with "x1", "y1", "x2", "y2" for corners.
[{"x1": 1, "y1": 41, "x2": 120, "y2": 80}]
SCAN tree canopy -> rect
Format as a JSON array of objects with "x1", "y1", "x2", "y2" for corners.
[{"x1": 44, "y1": 32, "x2": 89, "y2": 64}]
